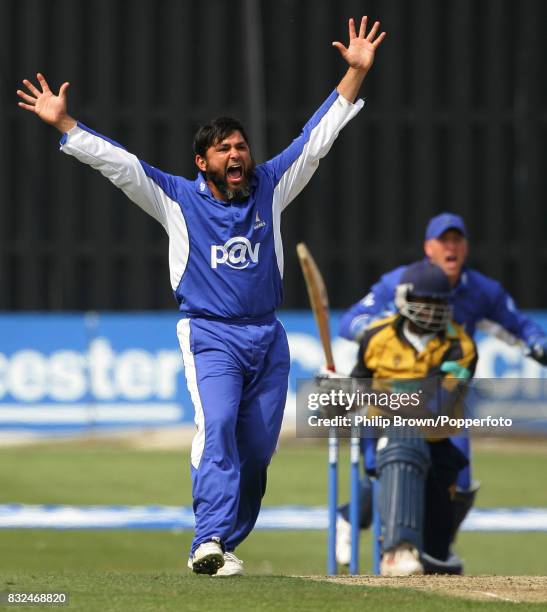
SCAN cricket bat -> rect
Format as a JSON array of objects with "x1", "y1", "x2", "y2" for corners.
[{"x1": 296, "y1": 242, "x2": 336, "y2": 372}]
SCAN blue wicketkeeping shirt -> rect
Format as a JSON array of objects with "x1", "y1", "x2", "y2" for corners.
[
  {"x1": 339, "y1": 263, "x2": 545, "y2": 346},
  {"x1": 60, "y1": 90, "x2": 363, "y2": 319}
]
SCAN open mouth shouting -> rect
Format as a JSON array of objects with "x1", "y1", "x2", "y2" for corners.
[
  {"x1": 442, "y1": 254, "x2": 461, "y2": 272},
  {"x1": 226, "y1": 163, "x2": 244, "y2": 185},
  {"x1": 203, "y1": 149, "x2": 255, "y2": 201}
]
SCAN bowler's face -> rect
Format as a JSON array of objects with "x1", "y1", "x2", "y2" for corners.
[
  {"x1": 195, "y1": 131, "x2": 254, "y2": 198},
  {"x1": 424, "y1": 229, "x2": 468, "y2": 285}
]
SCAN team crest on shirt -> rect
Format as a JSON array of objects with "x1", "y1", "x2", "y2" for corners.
[
  {"x1": 393, "y1": 354, "x2": 402, "y2": 367},
  {"x1": 254, "y1": 210, "x2": 266, "y2": 230}
]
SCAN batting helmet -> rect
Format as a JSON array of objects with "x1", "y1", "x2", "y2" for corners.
[{"x1": 395, "y1": 261, "x2": 452, "y2": 332}]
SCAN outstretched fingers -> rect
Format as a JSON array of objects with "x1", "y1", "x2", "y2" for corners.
[
  {"x1": 372, "y1": 31, "x2": 387, "y2": 49},
  {"x1": 16, "y1": 89, "x2": 36, "y2": 105},
  {"x1": 345, "y1": 16, "x2": 386, "y2": 48},
  {"x1": 358, "y1": 16, "x2": 368, "y2": 38},
  {"x1": 348, "y1": 17, "x2": 357, "y2": 39},
  {"x1": 331, "y1": 41, "x2": 347, "y2": 54},
  {"x1": 18, "y1": 101, "x2": 37, "y2": 112},
  {"x1": 36, "y1": 72, "x2": 51, "y2": 93},
  {"x1": 22, "y1": 78, "x2": 40, "y2": 97},
  {"x1": 59, "y1": 82, "x2": 70, "y2": 97},
  {"x1": 366, "y1": 20, "x2": 380, "y2": 42}
]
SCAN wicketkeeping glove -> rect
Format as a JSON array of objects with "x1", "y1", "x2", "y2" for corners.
[{"x1": 528, "y1": 337, "x2": 547, "y2": 366}]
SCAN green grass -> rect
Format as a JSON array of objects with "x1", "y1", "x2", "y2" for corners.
[
  {"x1": 471, "y1": 448, "x2": 547, "y2": 507},
  {"x1": 5, "y1": 572, "x2": 543, "y2": 612},
  {"x1": 2, "y1": 530, "x2": 547, "y2": 577},
  {"x1": 3, "y1": 439, "x2": 546, "y2": 507},
  {"x1": 0, "y1": 439, "x2": 546, "y2": 610}
]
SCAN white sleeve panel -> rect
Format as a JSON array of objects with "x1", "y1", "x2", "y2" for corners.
[
  {"x1": 60, "y1": 125, "x2": 169, "y2": 228},
  {"x1": 277, "y1": 95, "x2": 364, "y2": 213},
  {"x1": 272, "y1": 197, "x2": 285, "y2": 279},
  {"x1": 166, "y1": 200, "x2": 190, "y2": 291},
  {"x1": 271, "y1": 94, "x2": 363, "y2": 277},
  {"x1": 61, "y1": 125, "x2": 190, "y2": 291}
]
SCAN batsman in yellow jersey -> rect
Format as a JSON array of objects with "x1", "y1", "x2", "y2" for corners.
[{"x1": 351, "y1": 260, "x2": 477, "y2": 576}]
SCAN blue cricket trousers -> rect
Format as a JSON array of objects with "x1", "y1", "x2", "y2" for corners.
[{"x1": 177, "y1": 314, "x2": 289, "y2": 554}]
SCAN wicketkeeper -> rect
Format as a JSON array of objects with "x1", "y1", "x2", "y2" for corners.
[{"x1": 17, "y1": 17, "x2": 385, "y2": 576}]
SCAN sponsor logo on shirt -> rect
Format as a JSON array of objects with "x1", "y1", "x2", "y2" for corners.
[
  {"x1": 211, "y1": 237, "x2": 261, "y2": 270},
  {"x1": 254, "y1": 211, "x2": 266, "y2": 230}
]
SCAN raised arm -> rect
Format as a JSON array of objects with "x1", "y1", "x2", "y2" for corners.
[
  {"x1": 16, "y1": 73, "x2": 180, "y2": 231},
  {"x1": 333, "y1": 17, "x2": 386, "y2": 103},
  {"x1": 264, "y1": 16, "x2": 386, "y2": 219},
  {"x1": 17, "y1": 73, "x2": 76, "y2": 133}
]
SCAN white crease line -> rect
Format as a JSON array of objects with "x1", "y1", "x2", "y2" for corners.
[{"x1": 481, "y1": 591, "x2": 519, "y2": 603}]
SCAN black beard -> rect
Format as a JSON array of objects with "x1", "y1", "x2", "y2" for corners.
[{"x1": 206, "y1": 163, "x2": 255, "y2": 201}]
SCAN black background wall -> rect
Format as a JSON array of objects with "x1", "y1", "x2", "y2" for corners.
[{"x1": 1, "y1": 0, "x2": 546, "y2": 311}]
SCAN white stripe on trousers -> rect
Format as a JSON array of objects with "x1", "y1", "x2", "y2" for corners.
[{"x1": 177, "y1": 319, "x2": 205, "y2": 469}]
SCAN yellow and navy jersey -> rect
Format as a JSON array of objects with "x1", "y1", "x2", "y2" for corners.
[
  {"x1": 351, "y1": 314, "x2": 477, "y2": 382},
  {"x1": 351, "y1": 314, "x2": 477, "y2": 437}
]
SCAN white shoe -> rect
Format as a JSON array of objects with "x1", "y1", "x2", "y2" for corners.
[
  {"x1": 213, "y1": 552, "x2": 244, "y2": 577},
  {"x1": 335, "y1": 514, "x2": 352, "y2": 566},
  {"x1": 189, "y1": 538, "x2": 225, "y2": 575},
  {"x1": 380, "y1": 544, "x2": 424, "y2": 577}
]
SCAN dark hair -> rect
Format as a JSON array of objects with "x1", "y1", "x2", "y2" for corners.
[{"x1": 193, "y1": 117, "x2": 250, "y2": 157}]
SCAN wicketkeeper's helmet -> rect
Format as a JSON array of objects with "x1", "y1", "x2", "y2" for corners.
[{"x1": 395, "y1": 261, "x2": 452, "y2": 332}]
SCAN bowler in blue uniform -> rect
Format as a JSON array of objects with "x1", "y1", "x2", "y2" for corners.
[{"x1": 18, "y1": 17, "x2": 386, "y2": 575}]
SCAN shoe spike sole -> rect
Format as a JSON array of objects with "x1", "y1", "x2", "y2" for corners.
[{"x1": 192, "y1": 554, "x2": 224, "y2": 575}]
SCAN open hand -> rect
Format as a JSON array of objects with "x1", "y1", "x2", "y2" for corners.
[
  {"x1": 332, "y1": 17, "x2": 386, "y2": 73},
  {"x1": 17, "y1": 73, "x2": 75, "y2": 132}
]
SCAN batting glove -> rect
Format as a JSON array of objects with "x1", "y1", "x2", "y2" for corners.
[
  {"x1": 314, "y1": 367, "x2": 347, "y2": 391},
  {"x1": 441, "y1": 361, "x2": 472, "y2": 380}
]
